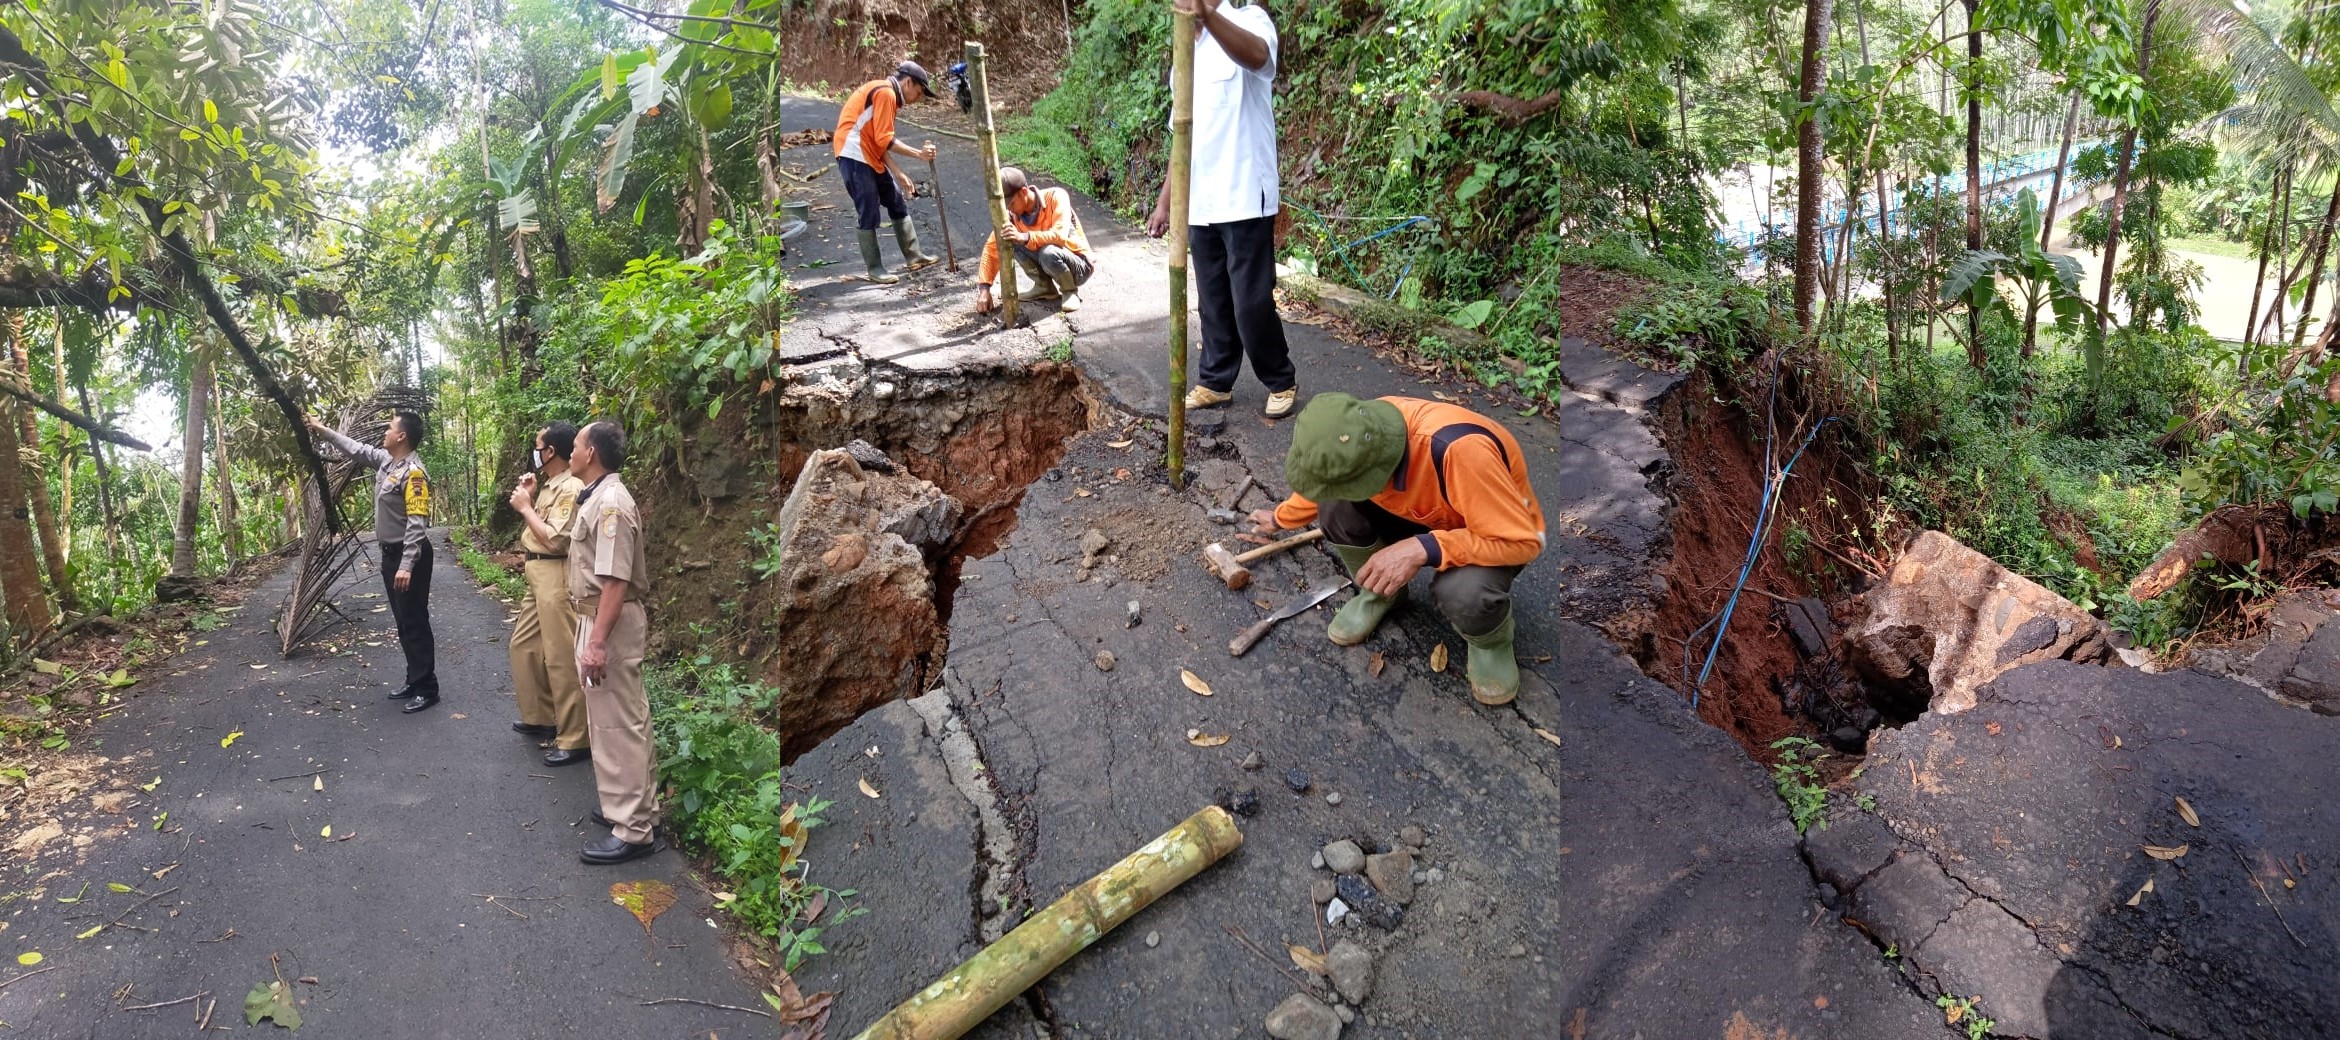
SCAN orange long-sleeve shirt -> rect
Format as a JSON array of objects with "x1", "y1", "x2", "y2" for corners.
[
  {"x1": 833, "y1": 79, "x2": 902, "y2": 175},
  {"x1": 978, "y1": 186, "x2": 1092, "y2": 283},
  {"x1": 1272, "y1": 397, "x2": 1546, "y2": 570}
]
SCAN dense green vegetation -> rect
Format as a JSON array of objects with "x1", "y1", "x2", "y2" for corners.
[{"x1": 8, "y1": 0, "x2": 2340, "y2": 962}]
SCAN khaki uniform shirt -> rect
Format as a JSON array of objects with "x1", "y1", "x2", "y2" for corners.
[
  {"x1": 567, "y1": 473, "x2": 648, "y2": 607},
  {"x1": 522, "y1": 472, "x2": 584, "y2": 557}
]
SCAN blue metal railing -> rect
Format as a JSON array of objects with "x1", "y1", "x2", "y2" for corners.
[{"x1": 1718, "y1": 142, "x2": 2099, "y2": 257}]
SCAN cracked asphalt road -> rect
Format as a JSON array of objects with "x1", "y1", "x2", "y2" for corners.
[{"x1": 772, "y1": 94, "x2": 1941, "y2": 1037}]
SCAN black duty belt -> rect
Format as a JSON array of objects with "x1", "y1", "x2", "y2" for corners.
[{"x1": 525, "y1": 552, "x2": 566, "y2": 561}]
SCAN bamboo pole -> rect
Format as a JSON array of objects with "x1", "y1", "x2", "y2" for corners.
[
  {"x1": 850, "y1": 806, "x2": 1244, "y2": 1040},
  {"x1": 966, "y1": 42, "x2": 1019, "y2": 327},
  {"x1": 1166, "y1": 5, "x2": 1194, "y2": 490}
]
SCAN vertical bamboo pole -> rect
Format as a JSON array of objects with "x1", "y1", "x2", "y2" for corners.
[
  {"x1": 850, "y1": 806, "x2": 1244, "y2": 1040},
  {"x1": 1166, "y1": 7, "x2": 1195, "y2": 490},
  {"x1": 965, "y1": 42, "x2": 1019, "y2": 328}
]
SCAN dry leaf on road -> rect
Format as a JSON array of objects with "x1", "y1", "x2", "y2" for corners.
[
  {"x1": 609, "y1": 879, "x2": 677, "y2": 936},
  {"x1": 1186, "y1": 731, "x2": 1231, "y2": 747},
  {"x1": 1181, "y1": 669, "x2": 1214, "y2": 696},
  {"x1": 2175, "y1": 796, "x2": 2199, "y2": 828},
  {"x1": 2126, "y1": 877, "x2": 2155, "y2": 907},
  {"x1": 1288, "y1": 943, "x2": 1327, "y2": 975},
  {"x1": 1368, "y1": 651, "x2": 1386, "y2": 678},
  {"x1": 2142, "y1": 844, "x2": 2189, "y2": 860},
  {"x1": 857, "y1": 777, "x2": 882, "y2": 799},
  {"x1": 777, "y1": 804, "x2": 808, "y2": 873},
  {"x1": 1107, "y1": 438, "x2": 1134, "y2": 448},
  {"x1": 1429, "y1": 644, "x2": 1449, "y2": 673},
  {"x1": 769, "y1": 967, "x2": 838, "y2": 1040},
  {"x1": 1533, "y1": 728, "x2": 1563, "y2": 747}
]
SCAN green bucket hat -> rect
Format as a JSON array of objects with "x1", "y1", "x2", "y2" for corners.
[{"x1": 1285, "y1": 393, "x2": 1407, "y2": 503}]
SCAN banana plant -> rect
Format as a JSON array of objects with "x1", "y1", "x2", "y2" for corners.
[{"x1": 1942, "y1": 188, "x2": 2101, "y2": 374}]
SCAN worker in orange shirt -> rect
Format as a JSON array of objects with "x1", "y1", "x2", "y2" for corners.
[
  {"x1": 833, "y1": 61, "x2": 941, "y2": 284},
  {"x1": 975, "y1": 167, "x2": 1094, "y2": 315},
  {"x1": 1249, "y1": 392, "x2": 1545, "y2": 705}
]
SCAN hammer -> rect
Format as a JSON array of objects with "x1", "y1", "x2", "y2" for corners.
[{"x1": 1201, "y1": 529, "x2": 1325, "y2": 590}]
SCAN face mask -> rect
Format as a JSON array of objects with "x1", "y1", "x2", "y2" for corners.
[{"x1": 531, "y1": 448, "x2": 544, "y2": 470}]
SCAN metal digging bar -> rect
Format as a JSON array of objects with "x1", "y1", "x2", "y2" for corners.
[{"x1": 277, "y1": 386, "x2": 431, "y2": 656}]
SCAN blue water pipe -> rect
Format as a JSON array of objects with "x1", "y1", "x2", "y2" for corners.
[{"x1": 1685, "y1": 415, "x2": 1841, "y2": 710}]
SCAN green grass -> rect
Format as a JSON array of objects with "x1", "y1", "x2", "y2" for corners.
[
  {"x1": 2167, "y1": 234, "x2": 2260, "y2": 261},
  {"x1": 453, "y1": 534, "x2": 529, "y2": 604}
]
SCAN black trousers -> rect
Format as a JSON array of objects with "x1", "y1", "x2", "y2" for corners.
[
  {"x1": 837, "y1": 157, "x2": 909, "y2": 231},
  {"x1": 1191, "y1": 215, "x2": 1295, "y2": 394},
  {"x1": 1320, "y1": 500, "x2": 1521, "y2": 638},
  {"x1": 382, "y1": 541, "x2": 438, "y2": 695}
]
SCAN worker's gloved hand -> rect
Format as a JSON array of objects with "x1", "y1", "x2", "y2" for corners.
[
  {"x1": 1245, "y1": 509, "x2": 1278, "y2": 536},
  {"x1": 1356, "y1": 538, "x2": 1429, "y2": 597}
]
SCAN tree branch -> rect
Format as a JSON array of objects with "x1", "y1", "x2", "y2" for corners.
[
  {"x1": 0, "y1": 23, "x2": 340, "y2": 531},
  {"x1": 0, "y1": 378, "x2": 149, "y2": 450},
  {"x1": 1452, "y1": 89, "x2": 1565, "y2": 125}
]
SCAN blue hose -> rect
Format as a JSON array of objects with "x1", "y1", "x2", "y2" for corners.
[{"x1": 1686, "y1": 416, "x2": 1840, "y2": 710}]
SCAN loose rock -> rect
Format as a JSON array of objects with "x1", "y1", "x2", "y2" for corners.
[
  {"x1": 1335, "y1": 1005, "x2": 1355, "y2": 1024},
  {"x1": 1285, "y1": 768, "x2": 1312, "y2": 793},
  {"x1": 1399, "y1": 825, "x2": 1426, "y2": 848},
  {"x1": 1312, "y1": 878, "x2": 1338, "y2": 905},
  {"x1": 1334, "y1": 874, "x2": 1404, "y2": 930},
  {"x1": 1242, "y1": 750, "x2": 1265, "y2": 771},
  {"x1": 1366, "y1": 849, "x2": 1416, "y2": 904},
  {"x1": 1325, "y1": 792, "x2": 1344, "y2": 807},
  {"x1": 1145, "y1": 930, "x2": 1160, "y2": 949},
  {"x1": 1322, "y1": 839, "x2": 1366, "y2": 875},
  {"x1": 1223, "y1": 787, "x2": 1259, "y2": 817},
  {"x1": 1844, "y1": 529, "x2": 2114, "y2": 714},
  {"x1": 1311, "y1": 851, "x2": 1326, "y2": 870},
  {"x1": 1079, "y1": 528, "x2": 1111, "y2": 568},
  {"x1": 1325, "y1": 898, "x2": 1349, "y2": 925},
  {"x1": 1265, "y1": 994, "x2": 1342, "y2": 1040},
  {"x1": 1327, "y1": 939, "x2": 1374, "y2": 1003},
  {"x1": 1093, "y1": 651, "x2": 1116, "y2": 672},
  {"x1": 1506, "y1": 943, "x2": 1528, "y2": 958},
  {"x1": 1126, "y1": 600, "x2": 1142, "y2": 628}
]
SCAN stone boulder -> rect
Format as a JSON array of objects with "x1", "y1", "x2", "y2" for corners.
[
  {"x1": 757, "y1": 447, "x2": 962, "y2": 755},
  {"x1": 1845, "y1": 530, "x2": 2112, "y2": 714}
]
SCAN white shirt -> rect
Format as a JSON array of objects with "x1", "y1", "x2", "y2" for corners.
[{"x1": 1171, "y1": 3, "x2": 1278, "y2": 226}]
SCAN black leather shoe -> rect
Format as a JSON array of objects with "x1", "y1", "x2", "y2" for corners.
[
  {"x1": 589, "y1": 807, "x2": 613, "y2": 828},
  {"x1": 543, "y1": 747, "x2": 592, "y2": 767},
  {"x1": 580, "y1": 833, "x2": 662, "y2": 865},
  {"x1": 512, "y1": 722, "x2": 556, "y2": 738},
  {"x1": 399, "y1": 691, "x2": 440, "y2": 714},
  {"x1": 387, "y1": 684, "x2": 414, "y2": 700}
]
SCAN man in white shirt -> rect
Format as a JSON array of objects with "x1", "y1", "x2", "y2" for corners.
[{"x1": 1146, "y1": 0, "x2": 1297, "y2": 419}]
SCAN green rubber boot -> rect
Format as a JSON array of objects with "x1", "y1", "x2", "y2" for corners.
[
  {"x1": 894, "y1": 218, "x2": 938, "y2": 268},
  {"x1": 857, "y1": 230, "x2": 899, "y2": 284},
  {"x1": 1461, "y1": 610, "x2": 1519, "y2": 706},
  {"x1": 1327, "y1": 542, "x2": 1403, "y2": 647}
]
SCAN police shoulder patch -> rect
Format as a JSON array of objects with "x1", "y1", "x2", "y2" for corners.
[{"x1": 404, "y1": 469, "x2": 431, "y2": 516}]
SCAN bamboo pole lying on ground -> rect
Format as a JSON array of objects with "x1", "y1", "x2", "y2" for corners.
[
  {"x1": 1165, "y1": 6, "x2": 1195, "y2": 490},
  {"x1": 849, "y1": 806, "x2": 1244, "y2": 1040},
  {"x1": 965, "y1": 42, "x2": 1018, "y2": 327}
]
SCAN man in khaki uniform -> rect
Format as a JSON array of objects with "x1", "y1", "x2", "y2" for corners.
[
  {"x1": 506, "y1": 421, "x2": 589, "y2": 767},
  {"x1": 565, "y1": 421, "x2": 661, "y2": 865}
]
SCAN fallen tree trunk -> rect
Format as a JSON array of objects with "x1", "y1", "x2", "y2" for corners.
[{"x1": 2127, "y1": 504, "x2": 2293, "y2": 601}]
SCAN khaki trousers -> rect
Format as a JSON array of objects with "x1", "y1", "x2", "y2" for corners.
[
  {"x1": 577, "y1": 601, "x2": 657, "y2": 845},
  {"x1": 510, "y1": 559, "x2": 588, "y2": 749}
]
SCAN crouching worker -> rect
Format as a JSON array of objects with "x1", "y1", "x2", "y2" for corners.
[
  {"x1": 1248, "y1": 393, "x2": 1544, "y2": 705},
  {"x1": 976, "y1": 167, "x2": 1094, "y2": 315}
]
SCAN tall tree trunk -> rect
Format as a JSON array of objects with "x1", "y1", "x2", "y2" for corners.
[
  {"x1": 0, "y1": 317, "x2": 50, "y2": 637},
  {"x1": 7, "y1": 314, "x2": 74, "y2": 613},
  {"x1": 2294, "y1": 178, "x2": 2340, "y2": 347},
  {"x1": 2040, "y1": 91, "x2": 2082, "y2": 250},
  {"x1": 1792, "y1": 0, "x2": 1836, "y2": 333},
  {"x1": 1879, "y1": 169, "x2": 1900, "y2": 360},
  {"x1": 1962, "y1": 0, "x2": 1984, "y2": 370},
  {"x1": 2263, "y1": 172, "x2": 2300, "y2": 344},
  {"x1": 2095, "y1": 2, "x2": 2158, "y2": 342},
  {"x1": 2246, "y1": 165, "x2": 2284, "y2": 350},
  {"x1": 76, "y1": 381, "x2": 122, "y2": 571},
  {"x1": 169, "y1": 345, "x2": 213, "y2": 579},
  {"x1": 210, "y1": 377, "x2": 240, "y2": 565}
]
